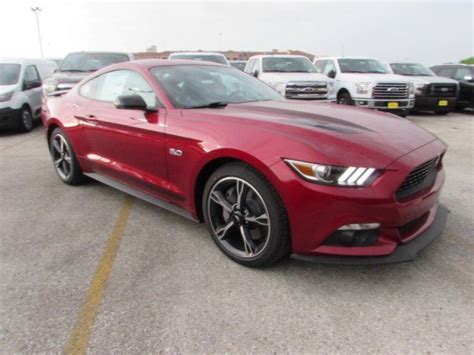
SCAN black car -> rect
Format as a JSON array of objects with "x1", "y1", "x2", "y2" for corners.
[
  {"x1": 430, "y1": 64, "x2": 474, "y2": 110},
  {"x1": 391, "y1": 62, "x2": 459, "y2": 115}
]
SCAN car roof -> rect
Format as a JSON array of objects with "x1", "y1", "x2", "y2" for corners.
[
  {"x1": 65, "y1": 51, "x2": 132, "y2": 55},
  {"x1": 95, "y1": 59, "x2": 228, "y2": 72},
  {"x1": 0, "y1": 58, "x2": 57, "y2": 66},
  {"x1": 315, "y1": 56, "x2": 377, "y2": 61}
]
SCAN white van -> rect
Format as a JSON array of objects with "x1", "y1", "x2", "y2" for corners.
[{"x1": 0, "y1": 58, "x2": 57, "y2": 132}]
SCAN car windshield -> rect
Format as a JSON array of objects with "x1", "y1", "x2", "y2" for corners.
[
  {"x1": 262, "y1": 57, "x2": 317, "y2": 73},
  {"x1": 151, "y1": 65, "x2": 282, "y2": 109},
  {"x1": 60, "y1": 53, "x2": 129, "y2": 72},
  {"x1": 391, "y1": 63, "x2": 434, "y2": 76},
  {"x1": 338, "y1": 59, "x2": 390, "y2": 74},
  {"x1": 0, "y1": 64, "x2": 21, "y2": 85},
  {"x1": 170, "y1": 54, "x2": 228, "y2": 65}
]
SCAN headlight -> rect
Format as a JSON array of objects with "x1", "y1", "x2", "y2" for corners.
[
  {"x1": 408, "y1": 83, "x2": 415, "y2": 96},
  {"x1": 42, "y1": 79, "x2": 57, "y2": 95},
  {"x1": 414, "y1": 82, "x2": 428, "y2": 95},
  {"x1": 355, "y1": 82, "x2": 371, "y2": 95},
  {"x1": 0, "y1": 91, "x2": 14, "y2": 102},
  {"x1": 327, "y1": 81, "x2": 336, "y2": 94},
  {"x1": 285, "y1": 159, "x2": 378, "y2": 186}
]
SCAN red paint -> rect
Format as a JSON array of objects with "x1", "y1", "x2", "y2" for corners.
[{"x1": 42, "y1": 60, "x2": 447, "y2": 257}]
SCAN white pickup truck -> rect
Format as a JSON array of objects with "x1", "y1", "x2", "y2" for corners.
[
  {"x1": 314, "y1": 56, "x2": 415, "y2": 116},
  {"x1": 245, "y1": 55, "x2": 336, "y2": 101}
]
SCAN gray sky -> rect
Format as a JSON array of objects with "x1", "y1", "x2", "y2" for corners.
[{"x1": 1, "y1": 0, "x2": 472, "y2": 65}]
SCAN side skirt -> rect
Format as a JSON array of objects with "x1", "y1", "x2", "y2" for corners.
[{"x1": 85, "y1": 172, "x2": 199, "y2": 222}]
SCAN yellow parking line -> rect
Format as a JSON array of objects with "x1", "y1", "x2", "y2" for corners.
[{"x1": 65, "y1": 196, "x2": 134, "y2": 355}]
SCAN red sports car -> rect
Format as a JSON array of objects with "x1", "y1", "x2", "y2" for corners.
[{"x1": 42, "y1": 60, "x2": 448, "y2": 267}]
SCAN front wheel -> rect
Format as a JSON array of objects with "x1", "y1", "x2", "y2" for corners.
[
  {"x1": 337, "y1": 91, "x2": 354, "y2": 105},
  {"x1": 49, "y1": 128, "x2": 86, "y2": 185},
  {"x1": 18, "y1": 107, "x2": 34, "y2": 132},
  {"x1": 203, "y1": 163, "x2": 291, "y2": 267}
]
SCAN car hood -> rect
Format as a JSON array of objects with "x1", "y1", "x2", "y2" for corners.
[
  {"x1": 260, "y1": 72, "x2": 331, "y2": 83},
  {"x1": 195, "y1": 100, "x2": 438, "y2": 168},
  {"x1": 51, "y1": 71, "x2": 91, "y2": 84},
  {"x1": 0, "y1": 85, "x2": 17, "y2": 94},
  {"x1": 398, "y1": 75, "x2": 458, "y2": 84},
  {"x1": 338, "y1": 73, "x2": 411, "y2": 83}
]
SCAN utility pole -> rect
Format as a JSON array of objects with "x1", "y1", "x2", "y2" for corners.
[{"x1": 31, "y1": 7, "x2": 44, "y2": 58}]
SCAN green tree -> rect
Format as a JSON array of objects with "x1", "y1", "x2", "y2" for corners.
[{"x1": 460, "y1": 57, "x2": 474, "y2": 64}]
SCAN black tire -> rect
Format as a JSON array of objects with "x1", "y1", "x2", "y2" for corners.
[
  {"x1": 202, "y1": 162, "x2": 291, "y2": 267},
  {"x1": 18, "y1": 106, "x2": 34, "y2": 132},
  {"x1": 49, "y1": 127, "x2": 86, "y2": 185},
  {"x1": 395, "y1": 111, "x2": 409, "y2": 118},
  {"x1": 435, "y1": 111, "x2": 449, "y2": 116},
  {"x1": 337, "y1": 91, "x2": 354, "y2": 106}
]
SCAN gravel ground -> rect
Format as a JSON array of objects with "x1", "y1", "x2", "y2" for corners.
[{"x1": 0, "y1": 111, "x2": 472, "y2": 353}]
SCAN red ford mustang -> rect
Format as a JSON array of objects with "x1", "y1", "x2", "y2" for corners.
[{"x1": 42, "y1": 60, "x2": 448, "y2": 267}]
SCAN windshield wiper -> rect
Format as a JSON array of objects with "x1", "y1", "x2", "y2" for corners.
[{"x1": 186, "y1": 101, "x2": 229, "y2": 109}]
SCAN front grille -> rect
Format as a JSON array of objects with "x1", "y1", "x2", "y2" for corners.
[
  {"x1": 396, "y1": 157, "x2": 438, "y2": 200},
  {"x1": 285, "y1": 81, "x2": 328, "y2": 99},
  {"x1": 373, "y1": 83, "x2": 409, "y2": 99},
  {"x1": 428, "y1": 83, "x2": 457, "y2": 97}
]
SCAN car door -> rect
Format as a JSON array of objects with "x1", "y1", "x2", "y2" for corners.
[
  {"x1": 453, "y1": 67, "x2": 474, "y2": 104},
  {"x1": 75, "y1": 69, "x2": 169, "y2": 199},
  {"x1": 22, "y1": 65, "x2": 42, "y2": 116}
]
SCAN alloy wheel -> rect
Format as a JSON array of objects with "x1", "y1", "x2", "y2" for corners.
[
  {"x1": 51, "y1": 134, "x2": 73, "y2": 180},
  {"x1": 207, "y1": 177, "x2": 271, "y2": 258}
]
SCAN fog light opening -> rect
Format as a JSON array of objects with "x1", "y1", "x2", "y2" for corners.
[{"x1": 323, "y1": 223, "x2": 380, "y2": 247}]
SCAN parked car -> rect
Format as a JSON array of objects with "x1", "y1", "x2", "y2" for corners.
[
  {"x1": 229, "y1": 60, "x2": 247, "y2": 71},
  {"x1": 314, "y1": 56, "x2": 415, "y2": 116},
  {"x1": 430, "y1": 64, "x2": 474, "y2": 110},
  {"x1": 42, "y1": 51, "x2": 134, "y2": 96},
  {"x1": 390, "y1": 63, "x2": 459, "y2": 115},
  {"x1": 245, "y1": 55, "x2": 336, "y2": 101},
  {"x1": 0, "y1": 58, "x2": 57, "y2": 132},
  {"x1": 168, "y1": 52, "x2": 229, "y2": 65},
  {"x1": 42, "y1": 60, "x2": 447, "y2": 267}
]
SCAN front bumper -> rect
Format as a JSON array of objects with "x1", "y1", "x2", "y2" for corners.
[
  {"x1": 0, "y1": 107, "x2": 21, "y2": 128},
  {"x1": 414, "y1": 96, "x2": 457, "y2": 112},
  {"x1": 292, "y1": 204, "x2": 448, "y2": 264},
  {"x1": 353, "y1": 98, "x2": 415, "y2": 111},
  {"x1": 270, "y1": 139, "x2": 447, "y2": 261}
]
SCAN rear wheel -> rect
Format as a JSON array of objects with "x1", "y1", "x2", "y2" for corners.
[
  {"x1": 337, "y1": 91, "x2": 354, "y2": 105},
  {"x1": 18, "y1": 107, "x2": 34, "y2": 132},
  {"x1": 203, "y1": 163, "x2": 291, "y2": 267},
  {"x1": 49, "y1": 128, "x2": 85, "y2": 185}
]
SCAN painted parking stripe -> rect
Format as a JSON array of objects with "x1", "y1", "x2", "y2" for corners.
[{"x1": 65, "y1": 196, "x2": 134, "y2": 355}]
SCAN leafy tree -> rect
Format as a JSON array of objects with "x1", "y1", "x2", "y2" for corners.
[{"x1": 460, "y1": 57, "x2": 474, "y2": 64}]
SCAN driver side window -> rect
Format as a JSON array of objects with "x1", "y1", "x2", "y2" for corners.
[{"x1": 23, "y1": 65, "x2": 41, "y2": 90}]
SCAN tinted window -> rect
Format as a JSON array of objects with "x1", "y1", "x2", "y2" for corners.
[
  {"x1": 151, "y1": 65, "x2": 282, "y2": 108},
  {"x1": 262, "y1": 57, "x2": 317, "y2": 73},
  {"x1": 0, "y1": 64, "x2": 21, "y2": 85},
  {"x1": 338, "y1": 59, "x2": 389, "y2": 73},
  {"x1": 170, "y1": 54, "x2": 228, "y2": 65},
  {"x1": 390, "y1": 63, "x2": 433, "y2": 76},
  {"x1": 436, "y1": 67, "x2": 455, "y2": 78},
  {"x1": 230, "y1": 62, "x2": 246, "y2": 71},
  {"x1": 323, "y1": 60, "x2": 336, "y2": 75},
  {"x1": 454, "y1": 67, "x2": 473, "y2": 80},
  {"x1": 314, "y1": 60, "x2": 326, "y2": 72},
  {"x1": 60, "y1": 53, "x2": 129, "y2": 72},
  {"x1": 24, "y1": 65, "x2": 40, "y2": 83},
  {"x1": 80, "y1": 70, "x2": 156, "y2": 107}
]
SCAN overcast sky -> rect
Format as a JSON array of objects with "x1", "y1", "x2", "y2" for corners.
[{"x1": 1, "y1": 0, "x2": 472, "y2": 65}]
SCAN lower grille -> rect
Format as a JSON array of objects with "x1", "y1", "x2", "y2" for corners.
[
  {"x1": 285, "y1": 81, "x2": 328, "y2": 99},
  {"x1": 396, "y1": 157, "x2": 438, "y2": 200},
  {"x1": 428, "y1": 83, "x2": 457, "y2": 97},
  {"x1": 373, "y1": 83, "x2": 409, "y2": 99}
]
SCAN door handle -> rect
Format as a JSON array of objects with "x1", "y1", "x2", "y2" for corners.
[{"x1": 74, "y1": 114, "x2": 98, "y2": 125}]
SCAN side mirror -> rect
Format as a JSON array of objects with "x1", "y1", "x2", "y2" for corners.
[
  {"x1": 115, "y1": 95, "x2": 156, "y2": 112},
  {"x1": 253, "y1": 70, "x2": 259, "y2": 78},
  {"x1": 327, "y1": 70, "x2": 336, "y2": 79}
]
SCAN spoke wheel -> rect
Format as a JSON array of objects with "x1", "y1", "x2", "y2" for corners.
[
  {"x1": 207, "y1": 177, "x2": 271, "y2": 259},
  {"x1": 51, "y1": 134, "x2": 73, "y2": 181},
  {"x1": 19, "y1": 108, "x2": 33, "y2": 132}
]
